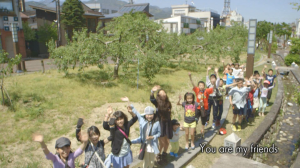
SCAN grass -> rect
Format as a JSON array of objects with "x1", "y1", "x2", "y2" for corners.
[{"x1": 0, "y1": 52, "x2": 263, "y2": 167}]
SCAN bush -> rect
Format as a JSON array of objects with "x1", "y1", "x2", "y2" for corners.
[{"x1": 284, "y1": 54, "x2": 300, "y2": 66}]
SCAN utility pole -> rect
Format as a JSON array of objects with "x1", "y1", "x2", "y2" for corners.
[{"x1": 54, "y1": 0, "x2": 61, "y2": 47}]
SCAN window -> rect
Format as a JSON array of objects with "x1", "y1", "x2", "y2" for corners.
[
  {"x1": 87, "y1": 18, "x2": 96, "y2": 32},
  {"x1": 102, "y1": 9, "x2": 109, "y2": 14},
  {"x1": 190, "y1": 28, "x2": 196, "y2": 34},
  {"x1": 111, "y1": 10, "x2": 118, "y2": 14},
  {"x1": 174, "y1": 9, "x2": 185, "y2": 16},
  {"x1": 182, "y1": 18, "x2": 187, "y2": 23},
  {"x1": 183, "y1": 23, "x2": 189, "y2": 28},
  {"x1": 190, "y1": 19, "x2": 196, "y2": 24}
]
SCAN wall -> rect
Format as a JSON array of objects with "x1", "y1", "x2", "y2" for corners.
[{"x1": 1, "y1": 29, "x2": 26, "y2": 58}]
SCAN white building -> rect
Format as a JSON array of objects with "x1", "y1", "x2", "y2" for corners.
[
  {"x1": 170, "y1": 4, "x2": 220, "y2": 32},
  {"x1": 155, "y1": 15, "x2": 205, "y2": 34},
  {"x1": 220, "y1": 10, "x2": 244, "y2": 27},
  {"x1": 84, "y1": 2, "x2": 118, "y2": 14}
]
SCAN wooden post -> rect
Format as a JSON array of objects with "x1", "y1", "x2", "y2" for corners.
[
  {"x1": 41, "y1": 60, "x2": 45, "y2": 73},
  {"x1": 246, "y1": 54, "x2": 254, "y2": 78}
]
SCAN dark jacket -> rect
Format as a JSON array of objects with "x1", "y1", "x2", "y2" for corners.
[
  {"x1": 150, "y1": 95, "x2": 171, "y2": 121},
  {"x1": 103, "y1": 115, "x2": 137, "y2": 155}
]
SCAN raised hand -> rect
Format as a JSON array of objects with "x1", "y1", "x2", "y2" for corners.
[
  {"x1": 188, "y1": 72, "x2": 191, "y2": 76},
  {"x1": 222, "y1": 60, "x2": 224, "y2": 63},
  {"x1": 80, "y1": 131, "x2": 89, "y2": 142},
  {"x1": 127, "y1": 106, "x2": 133, "y2": 113},
  {"x1": 264, "y1": 65, "x2": 267, "y2": 68},
  {"x1": 275, "y1": 67, "x2": 279, "y2": 70},
  {"x1": 121, "y1": 97, "x2": 129, "y2": 102},
  {"x1": 214, "y1": 67, "x2": 219, "y2": 73},
  {"x1": 32, "y1": 133, "x2": 44, "y2": 143},
  {"x1": 107, "y1": 106, "x2": 113, "y2": 115},
  {"x1": 151, "y1": 85, "x2": 161, "y2": 92},
  {"x1": 179, "y1": 95, "x2": 182, "y2": 100},
  {"x1": 207, "y1": 67, "x2": 211, "y2": 71}
]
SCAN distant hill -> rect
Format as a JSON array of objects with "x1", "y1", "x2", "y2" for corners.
[{"x1": 25, "y1": 0, "x2": 171, "y2": 19}]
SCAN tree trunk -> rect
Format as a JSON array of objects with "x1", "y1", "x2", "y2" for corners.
[
  {"x1": 114, "y1": 57, "x2": 119, "y2": 78},
  {"x1": 1, "y1": 77, "x2": 4, "y2": 105}
]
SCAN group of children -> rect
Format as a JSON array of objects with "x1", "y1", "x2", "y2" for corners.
[{"x1": 32, "y1": 63, "x2": 279, "y2": 168}]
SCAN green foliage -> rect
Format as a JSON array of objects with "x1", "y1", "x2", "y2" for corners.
[
  {"x1": 290, "y1": 1, "x2": 300, "y2": 11},
  {"x1": 36, "y1": 22, "x2": 57, "y2": 43},
  {"x1": 22, "y1": 21, "x2": 36, "y2": 41},
  {"x1": 284, "y1": 54, "x2": 300, "y2": 66},
  {"x1": 0, "y1": 51, "x2": 22, "y2": 76},
  {"x1": 271, "y1": 42, "x2": 278, "y2": 53},
  {"x1": 62, "y1": 0, "x2": 86, "y2": 38},
  {"x1": 289, "y1": 38, "x2": 300, "y2": 55},
  {"x1": 274, "y1": 22, "x2": 292, "y2": 38}
]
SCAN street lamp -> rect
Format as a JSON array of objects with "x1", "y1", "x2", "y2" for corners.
[
  {"x1": 268, "y1": 30, "x2": 273, "y2": 58},
  {"x1": 246, "y1": 19, "x2": 257, "y2": 78}
]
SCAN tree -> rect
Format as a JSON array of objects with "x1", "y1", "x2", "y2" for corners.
[
  {"x1": 37, "y1": 22, "x2": 58, "y2": 44},
  {"x1": 291, "y1": 1, "x2": 300, "y2": 11},
  {"x1": 256, "y1": 21, "x2": 272, "y2": 50},
  {"x1": 61, "y1": 0, "x2": 85, "y2": 39},
  {"x1": 22, "y1": 21, "x2": 36, "y2": 41},
  {"x1": 0, "y1": 50, "x2": 21, "y2": 107}
]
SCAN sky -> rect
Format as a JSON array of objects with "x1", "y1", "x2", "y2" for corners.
[{"x1": 28, "y1": 0, "x2": 300, "y2": 23}]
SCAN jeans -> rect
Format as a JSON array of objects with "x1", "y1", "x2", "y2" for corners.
[
  {"x1": 217, "y1": 100, "x2": 223, "y2": 121},
  {"x1": 207, "y1": 99, "x2": 218, "y2": 123}
]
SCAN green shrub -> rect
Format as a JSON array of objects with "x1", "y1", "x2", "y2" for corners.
[{"x1": 284, "y1": 54, "x2": 300, "y2": 66}]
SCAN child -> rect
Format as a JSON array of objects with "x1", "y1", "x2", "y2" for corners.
[
  {"x1": 189, "y1": 72, "x2": 216, "y2": 137},
  {"x1": 206, "y1": 67, "x2": 220, "y2": 128},
  {"x1": 32, "y1": 133, "x2": 89, "y2": 168},
  {"x1": 258, "y1": 80, "x2": 276, "y2": 116},
  {"x1": 128, "y1": 103, "x2": 161, "y2": 168},
  {"x1": 229, "y1": 78, "x2": 254, "y2": 132},
  {"x1": 177, "y1": 92, "x2": 199, "y2": 150},
  {"x1": 252, "y1": 81, "x2": 260, "y2": 114},
  {"x1": 232, "y1": 63, "x2": 242, "y2": 79},
  {"x1": 223, "y1": 68, "x2": 235, "y2": 99},
  {"x1": 262, "y1": 65, "x2": 279, "y2": 106},
  {"x1": 170, "y1": 119, "x2": 180, "y2": 158},
  {"x1": 103, "y1": 102, "x2": 138, "y2": 168},
  {"x1": 75, "y1": 118, "x2": 109, "y2": 168},
  {"x1": 222, "y1": 60, "x2": 230, "y2": 84},
  {"x1": 150, "y1": 86, "x2": 172, "y2": 165}
]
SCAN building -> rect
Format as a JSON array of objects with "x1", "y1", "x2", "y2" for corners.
[
  {"x1": 84, "y1": 2, "x2": 118, "y2": 14},
  {"x1": 0, "y1": 0, "x2": 27, "y2": 59},
  {"x1": 220, "y1": 10, "x2": 244, "y2": 27},
  {"x1": 99, "y1": 3, "x2": 153, "y2": 31},
  {"x1": 170, "y1": 4, "x2": 220, "y2": 32},
  {"x1": 20, "y1": 11, "x2": 37, "y2": 29},
  {"x1": 29, "y1": 2, "x2": 103, "y2": 55},
  {"x1": 155, "y1": 15, "x2": 205, "y2": 34}
]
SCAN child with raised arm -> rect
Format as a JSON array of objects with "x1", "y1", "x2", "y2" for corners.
[
  {"x1": 262, "y1": 65, "x2": 279, "y2": 106},
  {"x1": 258, "y1": 80, "x2": 276, "y2": 116},
  {"x1": 223, "y1": 67, "x2": 235, "y2": 99},
  {"x1": 123, "y1": 97, "x2": 161, "y2": 168},
  {"x1": 177, "y1": 92, "x2": 199, "y2": 150},
  {"x1": 75, "y1": 118, "x2": 110, "y2": 168},
  {"x1": 229, "y1": 77, "x2": 254, "y2": 132},
  {"x1": 32, "y1": 132, "x2": 89, "y2": 168},
  {"x1": 103, "y1": 101, "x2": 138, "y2": 168},
  {"x1": 222, "y1": 60, "x2": 230, "y2": 85},
  {"x1": 189, "y1": 72, "x2": 215, "y2": 137},
  {"x1": 206, "y1": 67, "x2": 220, "y2": 129}
]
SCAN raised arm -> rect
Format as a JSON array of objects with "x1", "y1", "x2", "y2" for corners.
[
  {"x1": 79, "y1": 131, "x2": 89, "y2": 151},
  {"x1": 76, "y1": 118, "x2": 84, "y2": 142},
  {"x1": 129, "y1": 104, "x2": 144, "y2": 124},
  {"x1": 262, "y1": 65, "x2": 267, "y2": 78},
  {"x1": 189, "y1": 72, "x2": 196, "y2": 88},
  {"x1": 103, "y1": 106, "x2": 113, "y2": 131},
  {"x1": 206, "y1": 67, "x2": 211, "y2": 87},
  {"x1": 32, "y1": 134, "x2": 50, "y2": 156},
  {"x1": 150, "y1": 85, "x2": 160, "y2": 106},
  {"x1": 121, "y1": 97, "x2": 137, "y2": 127},
  {"x1": 177, "y1": 95, "x2": 182, "y2": 106}
]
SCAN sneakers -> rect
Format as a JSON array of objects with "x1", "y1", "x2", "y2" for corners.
[
  {"x1": 237, "y1": 125, "x2": 241, "y2": 131},
  {"x1": 162, "y1": 152, "x2": 168, "y2": 164},
  {"x1": 170, "y1": 152, "x2": 174, "y2": 157},
  {"x1": 212, "y1": 122, "x2": 216, "y2": 129},
  {"x1": 205, "y1": 121, "x2": 209, "y2": 127},
  {"x1": 156, "y1": 154, "x2": 163, "y2": 165},
  {"x1": 231, "y1": 124, "x2": 236, "y2": 131},
  {"x1": 174, "y1": 153, "x2": 178, "y2": 158}
]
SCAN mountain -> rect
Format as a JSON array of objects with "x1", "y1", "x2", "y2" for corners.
[{"x1": 25, "y1": 0, "x2": 171, "y2": 19}]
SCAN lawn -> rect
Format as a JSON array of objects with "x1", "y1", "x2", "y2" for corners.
[{"x1": 0, "y1": 52, "x2": 261, "y2": 167}]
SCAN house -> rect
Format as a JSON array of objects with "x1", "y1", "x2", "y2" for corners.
[
  {"x1": 29, "y1": 2, "x2": 104, "y2": 56},
  {"x1": 220, "y1": 10, "x2": 244, "y2": 27},
  {"x1": 84, "y1": 2, "x2": 118, "y2": 14},
  {"x1": 0, "y1": 0, "x2": 27, "y2": 59},
  {"x1": 155, "y1": 15, "x2": 205, "y2": 34},
  {"x1": 99, "y1": 3, "x2": 153, "y2": 31},
  {"x1": 170, "y1": 4, "x2": 220, "y2": 32},
  {"x1": 20, "y1": 11, "x2": 37, "y2": 29}
]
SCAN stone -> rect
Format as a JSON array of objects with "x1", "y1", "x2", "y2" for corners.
[
  {"x1": 273, "y1": 166, "x2": 279, "y2": 168},
  {"x1": 277, "y1": 160, "x2": 282, "y2": 165},
  {"x1": 283, "y1": 133, "x2": 287, "y2": 136},
  {"x1": 280, "y1": 137, "x2": 287, "y2": 141},
  {"x1": 277, "y1": 140, "x2": 282, "y2": 143},
  {"x1": 287, "y1": 102, "x2": 293, "y2": 106},
  {"x1": 280, "y1": 131, "x2": 283, "y2": 133},
  {"x1": 289, "y1": 136, "x2": 293, "y2": 139},
  {"x1": 290, "y1": 123, "x2": 294, "y2": 126}
]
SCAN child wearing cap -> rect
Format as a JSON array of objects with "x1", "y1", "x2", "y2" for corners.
[
  {"x1": 206, "y1": 67, "x2": 220, "y2": 129},
  {"x1": 262, "y1": 65, "x2": 279, "y2": 106},
  {"x1": 258, "y1": 80, "x2": 276, "y2": 116},
  {"x1": 170, "y1": 119, "x2": 180, "y2": 158},
  {"x1": 129, "y1": 104, "x2": 161, "y2": 168},
  {"x1": 32, "y1": 133, "x2": 89, "y2": 168}
]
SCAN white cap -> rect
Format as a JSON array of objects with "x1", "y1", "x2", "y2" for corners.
[{"x1": 142, "y1": 106, "x2": 155, "y2": 116}]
